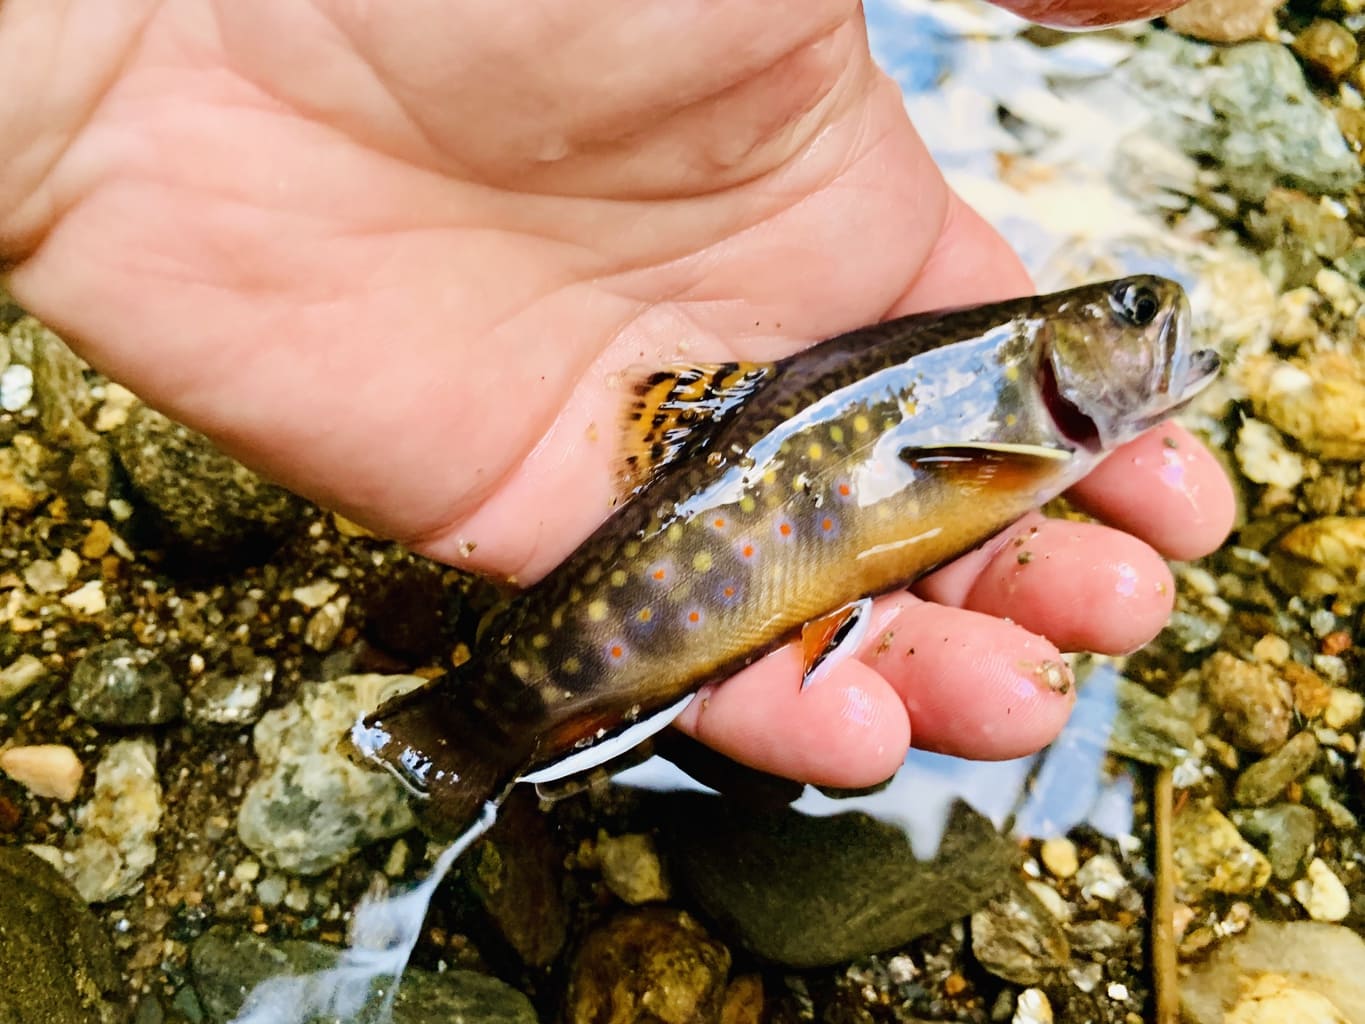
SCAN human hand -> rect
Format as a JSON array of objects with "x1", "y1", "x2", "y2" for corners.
[{"x1": 0, "y1": 0, "x2": 1230, "y2": 788}]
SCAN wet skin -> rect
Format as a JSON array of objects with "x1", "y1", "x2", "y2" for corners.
[{"x1": 0, "y1": 0, "x2": 1231, "y2": 788}]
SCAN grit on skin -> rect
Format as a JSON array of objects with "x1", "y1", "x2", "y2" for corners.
[{"x1": 0, "y1": 0, "x2": 1231, "y2": 789}]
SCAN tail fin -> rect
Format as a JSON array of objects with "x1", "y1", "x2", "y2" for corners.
[{"x1": 348, "y1": 676, "x2": 532, "y2": 840}]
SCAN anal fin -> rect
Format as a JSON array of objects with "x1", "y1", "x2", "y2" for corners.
[
  {"x1": 801, "y1": 597, "x2": 873, "y2": 690},
  {"x1": 619, "y1": 361, "x2": 776, "y2": 495},
  {"x1": 518, "y1": 692, "x2": 697, "y2": 784}
]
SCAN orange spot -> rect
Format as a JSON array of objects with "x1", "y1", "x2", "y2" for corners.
[
  {"x1": 741, "y1": 544, "x2": 755, "y2": 559},
  {"x1": 688, "y1": 610, "x2": 701, "y2": 624},
  {"x1": 821, "y1": 517, "x2": 834, "y2": 532},
  {"x1": 723, "y1": 586, "x2": 736, "y2": 598},
  {"x1": 779, "y1": 522, "x2": 793, "y2": 537},
  {"x1": 610, "y1": 645, "x2": 623, "y2": 659},
  {"x1": 653, "y1": 568, "x2": 667, "y2": 581},
  {"x1": 638, "y1": 608, "x2": 653, "y2": 622},
  {"x1": 838, "y1": 483, "x2": 851, "y2": 497},
  {"x1": 713, "y1": 517, "x2": 726, "y2": 529}
]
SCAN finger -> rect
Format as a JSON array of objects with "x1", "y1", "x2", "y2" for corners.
[
  {"x1": 918, "y1": 514, "x2": 1175, "y2": 655},
  {"x1": 1067, "y1": 422, "x2": 1236, "y2": 562},
  {"x1": 673, "y1": 591, "x2": 1075, "y2": 784}
]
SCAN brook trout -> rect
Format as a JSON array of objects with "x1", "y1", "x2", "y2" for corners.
[{"x1": 353, "y1": 276, "x2": 1218, "y2": 837}]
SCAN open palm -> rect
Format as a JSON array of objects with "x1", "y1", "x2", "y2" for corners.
[{"x1": 0, "y1": 0, "x2": 1231, "y2": 786}]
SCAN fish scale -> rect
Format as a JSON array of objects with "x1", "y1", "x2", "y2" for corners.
[{"x1": 352, "y1": 275, "x2": 1220, "y2": 838}]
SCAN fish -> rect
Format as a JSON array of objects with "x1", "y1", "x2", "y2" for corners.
[{"x1": 350, "y1": 275, "x2": 1220, "y2": 838}]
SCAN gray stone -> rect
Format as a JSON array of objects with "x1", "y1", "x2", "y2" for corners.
[
  {"x1": 110, "y1": 402, "x2": 307, "y2": 559},
  {"x1": 191, "y1": 925, "x2": 537, "y2": 1024},
  {"x1": 237, "y1": 674, "x2": 424, "y2": 875},
  {"x1": 62, "y1": 737, "x2": 164, "y2": 902},
  {"x1": 970, "y1": 882, "x2": 1070, "y2": 986},
  {"x1": 26, "y1": 318, "x2": 97, "y2": 450},
  {"x1": 68, "y1": 639, "x2": 183, "y2": 725},
  {"x1": 1202, "y1": 651, "x2": 1292, "y2": 754},
  {"x1": 0, "y1": 847, "x2": 126, "y2": 1024},
  {"x1": 1172, "y1": 801, "x2": 1271, "y2": 898},
  {"x1": 666, "y1": 796, "x2": 1015, "y2": 968},
  {"x1": 1235, "y1": 730, "x2": 1320, "y2": 806},
  {"x1": 1233, "y1": 803, "x2": 1318, "y2": 880},
  {"x1": 1182, "y1": 921, "x2": 1365, "y2": 1023},
  {"x1": 186, "y1": 650, "x2": 275, "y2": 727},
  {"x1": 1108, "y1": 676, "x2": 1198, "y2": 767},
  {"x1": 566, "y1": 909, "x2": 730, "y2": 1024}
]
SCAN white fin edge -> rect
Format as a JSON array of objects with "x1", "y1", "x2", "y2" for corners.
[
  {"x1": 802, "y1": 597, "x2": 874, "y2": 691},
  {"x1": 934, "y1": 441, "x2": 1073, "y2": 460},
  {"x1": 517, "y1": 692, "x2": 697, "y2": 785}
]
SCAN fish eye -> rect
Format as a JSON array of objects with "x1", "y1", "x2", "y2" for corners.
[{"x1": 1110, "y1": 282, "x2": 1160, "y2": 327}]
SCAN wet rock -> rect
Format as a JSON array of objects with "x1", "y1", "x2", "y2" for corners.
[
  {"x1": 1294, "y1": 858, "x2": 1351, "y2": 922},
  {"x1": 1269, "y1": 517, "x2": 1365, "y2": 603},
  {"x1": 1109, "y1": 675, "x2": 1198, "y2": 766},
  {"x1": 110, "y1": 402, "x2": 307, "y2": 560},
  {"x1": 237, "y1": 673, "x2": 423, "y2": 875},
  {"x1": 595, "y1": 831, "x2": 671, "y2": 905},
  {"x1": 0, "y1": 743, "x2": 84, "y2": 801},
  {"x1": 1164, "y1": 0, "x2": 1281, "y2": 43},
  {"x1": 1233, "y1": 803, "x2": 1318, "y2": 880},
  {"x1": 1236, "y1": 419, "x2": 1305, "y2": 489},
  {"x1": 970, "y1": 882, "x2": 1070, "y2": 986},
  {"x1": 469, "y1": 789, "x2": 569, "y2": 967},
  {"x1": 1172, "y1": 801, "x2": 1270, "y2": 898},
  {"x1": 566, "y1": 909, "x2": 730, "y2": 1024},
  {"x1": 1013, "y1": 988, "x2": 1055, "y2": 1024},
  {"x1": 190, "y1": 925, "x2": 536, "y2": 1024},
  {"x1": 1039, "y1": 838, "x2": 1079, "y2": 880},
  {"x1": 0, "y1": 847, "x2": 126, "y2": 1024},
  {"x1": 0, "y1": 364, "x2": 32, "y2": 411},
  {"x1": 1325, "y1": 688, "x2": 1364, "y2": 730},
  {"x1": 721, "y1": 975, "x2": 763, "y2": 1024},
  {"x1": 62, "y1": 737, "x2": 163, "y2": 902},
  {"x1": 1182, "y1": 921, "x2": 1365, "y2": 1023},
  {"x1": 1194, "y1": 42, "x2": 1362, "y2": 201},
  {"x1": 1293, "y1": 20, "x2": 1358, "y2": 83},
  {"x1": 68, "y1": 638, "x2": 183, "y2": 725},
  {"x1": 1245, "y1": 352, "x2": 1365, "y2": 461},
  {"x1": 0, "y1": 652, "x2": 47, "y2": 702},
  {"x1": 1075, "y1": 854, "x2": 1129, "y2": 903},
  {"x1": 24, "y1": 318, "x2": 97, "y2": 450},
  {"x1": 185, "y1": 649, "x2": 274, "y2": 727},
  {"x1": 0, "y1": 433, "x2": 52, "y2": 511},
  {"x1": 1235, "y1": 730, "x2": 1320, "y2": 806},
  {"x1": 1202, "y1": 651, "x2": 1292, "y2": 753},
  {"x1": 667, "y1": 796, "x2": 1015, "y2": 968},
  {"x1": 1247, "y1": 189, "x2": 1354, "y2": 288},
  {"x1": 1305, "y1": 775, "x2": 1359, "y2": 831}
]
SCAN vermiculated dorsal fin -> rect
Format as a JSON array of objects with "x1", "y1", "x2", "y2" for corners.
[{"x1": 619, "y1": 361, "x2": 776, "y2": 495}]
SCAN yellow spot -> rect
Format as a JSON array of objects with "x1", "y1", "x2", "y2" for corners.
[
  {"x1": 638, "y1": 607, "x2": 653, "y2": 623},
  {"x1": 551, "y1": 607, "x2": 566, "y2": 629},
  {"x1": 808, "y1": 443, "x2": 823, "y2": 461},
  {"x1": 901, "y1": 400, "x2": 918, "y2": 417},
  {"x1": 587, "y1": 599, "x2": 609, "y2": 622},
  {"x1": 582, "y1": 564, "x2": 602, "y2": 585},
  {"x1": 1004, "y1": 364, "x2": 1020, "y2": 382},
  {"x1": 853, "y1": 414, "x2": 870, "y2": 434},
  {"x1": 623, "y1": 540, "x2": 641, "y2": 558},
  {"x1": 1005, "y1": 413, "x2": 1018, "y2": 427},
  {"x1": 569, "y1": 587, "x2": 583, "y2": 604},
  {"x1": 693, "y1": 550, "x2": 713, "y2": 572},
  {"x1": 667, "y1": 523, "x2": 684, "y2": 543},
  {"x1": 531, "y1": 633, "x2": 550, "y2": 650},
  {"x1": 829, "y1": 425, "x2": 844, "y2": 444},
  {"x1": 562, "y1": 656, "x2": 581, "y2": 674},
  {"x1": 739, "y1": 495, "x2": 757, "y2": 514},
  {"x1": 510, "y1": 659, "x2": 531, "y2": 678},
  {"x1": 762, "y1": 468, "x2": 778, "y2": 486},
  {"x1": 610, "y1": 569, "x2": 628, "y2": 587}
]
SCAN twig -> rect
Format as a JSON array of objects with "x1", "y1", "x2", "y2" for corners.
[{"x1": 1153, "y1": 766, "x2": 1179, "y2": 1024}]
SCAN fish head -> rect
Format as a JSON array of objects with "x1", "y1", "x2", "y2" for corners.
[{"x1": 1037, "y1": 275, "x2": 1219, "y2": 453}]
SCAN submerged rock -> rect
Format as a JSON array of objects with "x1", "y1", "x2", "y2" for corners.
[
  {"x1": 186, "y1": 649, "x2": 275, "y2": 727},
  {"x1": 62, "y1": 737, "x2": 164, "y2": 902},
  {"x1": 237, "y1": 673, "x2": 424, "y2": 875},
  {"x1": 110, "y1": 402, "x2": 307, "y2": 560},
  {"x1": 1172, "y1": 801, "x2": 1270, "y2": 898},
  {"x1": 68, "y1": 639, "x2": 183, "y2": 726},
  {"x1": 1269, "y1": 517, "x2": 1365, "y2": 603},
  {"x1": 667, "y1": 796, "x2": 1015, "y2": 968},
  {"x1": 1235, "y1": 730, "x2": 1320, "y2": 806},
  {"x1": 1232, "y1": 803, "x2": 1318, "y2": 880},
  {"x1": 1202, "y1": 651, "x2": 1292, "y2": 754},
  {"x1": 566, "y1": 909, "x2": 730, "y2": 1024},
  {"x1": 0, "y1": 847, "x2": 126, "y2": 1024},
  {"x1": 970, "y1": 882, "x2": 1070, "y2": 986},
  {"x1": 1245, "y1": 351, "x2": 1365, "y2": 462},
  {"x1": 1164, "y1": 0, "x2": 1281, "y2": 43}
]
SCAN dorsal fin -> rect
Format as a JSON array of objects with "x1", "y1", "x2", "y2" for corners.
[{"x1": 619, "y1": 361, "x2": 776, "y2": 496}]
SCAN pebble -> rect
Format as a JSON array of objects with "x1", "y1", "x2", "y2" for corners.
[
  {"x1": 0, "y1": 744, "x2": 84, "y2": 801},
  {"x1": 565, "y1": 909, "x2": 730, "y2": 1024},
  {"x1": 303, "y1": 598, "x2": 347, "y2": 652},
  {"x1": 22, "y1": 558, "x2": 68, "y2": 594},
  {"x1": 1012, "y1": 988, "x2": 1054, "y2": 1024},
  {"x1": 1324, "y1": 688, "x2": 1364, "y2": 730},
  {"x1": 1235, "y1": 730, "x2": 1320, "y2": 806},
  {"x1": 186, "y1": 652, "x2": 275, "y2": 727},
  {"x1": 1108, "y1": 675, "x2": 1198, "y2": 766},
  {"x1": 81, "y1": 520, "x2": 114, "y2": 559},
  {"x1": 62, "y1": 738, "x2": 164, "y2": 902},
  {"x1": 1182, "y1": 921, "x2": 1365, "y2": 1023},
  {"x1": 1269, "y1": 515, "x2": 1365, "y2": 601},
  {"x1": 1236, "y1": 419, "x2": 1305, "y2": 489},
  {"x1": 0, "y1": 362, "x2": 33, "y2": 411},
  {"x1": 1163, "y1": 0, "x2": 1280, "y2": 42},
  {"x1": 1039, "y1": 837, "x2": 1079, "y2": 879},
  {"x1": 93, "y1": 383, "x2": 137, "y2": 432},
  {"x1": 290, "y1": 579, "x2": 339, "y2": 609},
  {"x1": 0, "y1": 653, "x2": 46, "y2": 702},
  {"x1": 67, "y1": 638, "x2": 183, "y2": 726},
  {"x1": 1232, "y1": 804, "x2": 1318, "y2": 880},
  {"x1": 596, "y1": 831, "x2": 671, "y2": 905},
  {"x1": 1202, "y1": 651, "x2": 1292, "y2": 753},
  {"x1": 1225, "y1": 975, "x2": 1349, "y2": 1024},
  {"x1": 721, "y1": 975, "x2": 763, "y2": 1024},
  {"x1": 1075, "y1": 854, "x2": 1128, "y2": 903},
  {"x1": 61, "y1": 580, "x2": 107, "y2": 615},
  {"x1": 1293, "y1": 20, "x2": 1359, "y2": 82},
  {"x1": 1172, "y1": 802, "x2": 1271, "y2": 898},
  {"x1": 1293, "y1": 858, "x2": 1351, "y2": 922},
  {"x1": 970, "y1": 883, "x2": 1070, "y2": 985},
  {"x1": 1246, "y1": 352, "x2": 1365, "y2": 461},
  {"x1": 236, "y1": 674, "x2": 424, "y2": 874}
]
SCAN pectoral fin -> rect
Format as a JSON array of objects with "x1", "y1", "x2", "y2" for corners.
[
  {"x1": 800, "y1": 597, "x2": 874, "y2": 690},
  {"x1": 898, "y1": 443, "x2": 1073, "y2": 494},
  {"x1": 619, "y1": 361, "x2": 777, "y2": 496}
]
